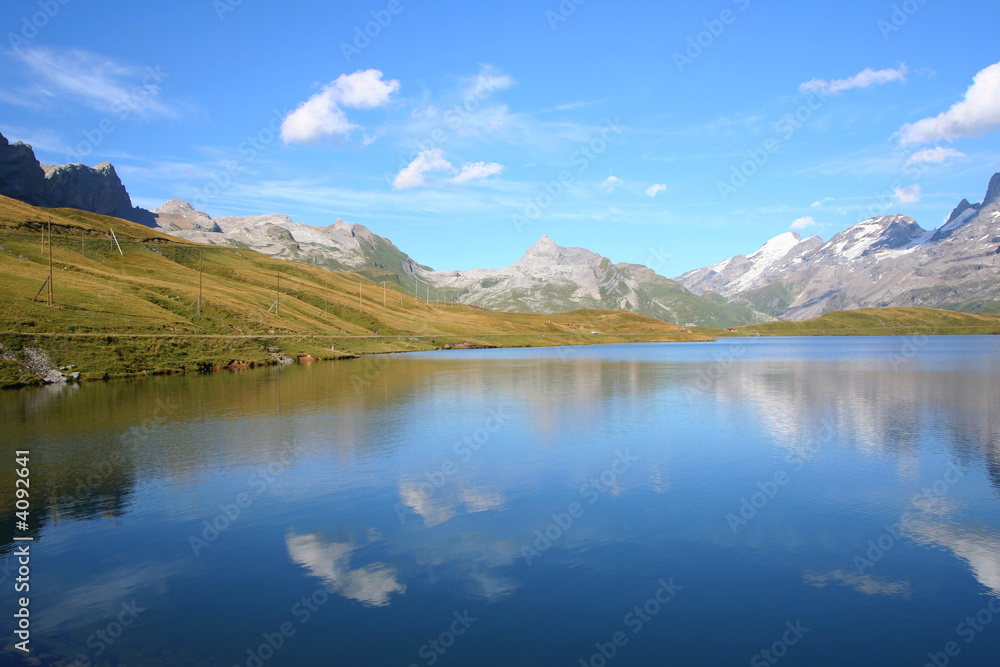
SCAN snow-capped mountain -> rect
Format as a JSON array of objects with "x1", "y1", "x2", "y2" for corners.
[
  {"x1": 678, "y1": 231, "x2": 823, "y2": 297},
  {"x1": 676, "y1": 172, "x2": 1000, "y2": 319}
]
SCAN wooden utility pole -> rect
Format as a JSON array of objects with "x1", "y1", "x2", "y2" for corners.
[
  {"x1": 197, "y1": 250, "x2": 203, "y2": 316},
  {"x1": 109, "y1": 228, "x2": 123, "y2": 255},
  {"x1": 46, "y1": 216, "x2": 53, "y2": 306}
]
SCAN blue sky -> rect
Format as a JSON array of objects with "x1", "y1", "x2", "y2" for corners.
[{"x1": 2, "y1": 0, "x2": 999, "y2": 275}]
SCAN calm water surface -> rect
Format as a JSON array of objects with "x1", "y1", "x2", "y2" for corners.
[{"x1": 2, "y1": 336, "x2": 1000, "y2": 666}]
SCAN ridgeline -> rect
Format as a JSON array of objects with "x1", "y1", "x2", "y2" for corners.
[{"x1": 0, "y1": 196, "x2": 710, "y2": 387}]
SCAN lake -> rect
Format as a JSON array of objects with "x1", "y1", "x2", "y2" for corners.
[{"x1": 2, "y1": 336, "x2": 1000, "y2": 666}]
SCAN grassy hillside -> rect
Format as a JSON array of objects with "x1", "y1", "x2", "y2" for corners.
[
  {"x1": 0, "y1": 196, "x2": 711, "y2": 387},
  {"x1": 692, "y1": 307, "x2": 1000, "y2": 337}
]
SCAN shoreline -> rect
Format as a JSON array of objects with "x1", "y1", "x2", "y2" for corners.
[{"x1": 0, "y1": 330, "x2": 712, "y2": 390}]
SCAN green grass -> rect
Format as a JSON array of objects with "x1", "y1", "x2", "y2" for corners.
[
  {"x1": 0, "y1": 196, "x2": 711, "y2": 387},
  {"x1": 692, "y1": 307, "x2": 1000, "y2": 338}
]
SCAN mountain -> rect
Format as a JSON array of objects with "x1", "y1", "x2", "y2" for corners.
[
  {"x1": 427, "y1": 235, "x2": 765, "y2": 327},
  {"x1": 152, "y1": 211, "x2": 760, "y2": 326},
  {"x1": 149, "y1": 200, "x2": 433, "y2": 287},
  {"x1": 0, "y1": 131, "x2": 154, "y2": 225},
  {"x1": 676, "y1": 172, "x2": 1000, "y2": 319}
]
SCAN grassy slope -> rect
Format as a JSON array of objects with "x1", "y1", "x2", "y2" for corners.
[
  {"x1": 692, "y1": 306, "x2": 1000, "y2": 337},
  {"x1": 0, "y1": 196, "x2": 711, "y2": 387}
]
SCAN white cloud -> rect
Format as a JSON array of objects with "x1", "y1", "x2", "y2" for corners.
[
  {"x1": 811, "y1": 197, "x2": 833, "y2": 208},
  {"x1": 799, "y1": 65, "x2": 908, "y2": 96},
  {"x1": 646, "y1": 183, "x2": 667, "y2": 198},
  {"x1": 603, "y1": 176, "x2": 622, "y2": 192},
  {"x1": 893, "y1": 184, "x2": 922, "y2": 205},
  {"x1": 394, "y1": 151, "x2": 504, "y2": 189},
  {"x1": 906, "y1": 146, "x2": 966, "y2": 165},
  {"x1": 450, "y1": 161, "x2": 504, "y2": 185},
  {"x1": 6, "y1": 47, "x2": 178, "y2": 118},
  {"x1": 461, "y1": 64, "x2": 514, "y2": 100},
  {"x1": 790, "y1": 216, "x2": 818, "y2": 230},
  {"x1": 280, "y1": 69, "x2": 400, "y2": 145},
  {"x1": 897, "y1": 62, "x2": 1000, "y2": 145},
  {"x1": 553, "y1": 100, "x2": 603, "y2": 111},
  {"x1": 393, "y1": 148, "x2": 453, "y2": 190}
]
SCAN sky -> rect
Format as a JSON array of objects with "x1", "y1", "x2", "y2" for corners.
[{"x1": 2, "y1": 0, "x2": 999, "y2": 276}]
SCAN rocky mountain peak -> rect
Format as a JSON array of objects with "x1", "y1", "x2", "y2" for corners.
[
  {"x1": 823, "y1": 215, "x2": 924, "y2": 258},
  {"x1": 154, "y1": 199, "x2": 207, "y2": 218},
  {"x1": 0, "y1": 133, "x2": 47, "y2": 205},
  {"x1": 945, "y1": 199, "x2": 977, "y2": 225},
  {"x1": 985, "y1": 172, "x2": 1000, "y2": 207},
  {"x1": 0, "y1": 131, "x2": 154, "y2": 225},
  {"x1": 152, "y1": 199, "x2": 219, "y2": 232}
]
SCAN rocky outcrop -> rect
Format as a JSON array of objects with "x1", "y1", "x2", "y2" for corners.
[
  {"x1": 945, "y1": 199, "x2": 977, "y2": 226},
  {"x1": 985, "y1": 172, "x2": 1000, "y2": 207},
  {"x1": 0, "y1": 131, "x2": 155, "y2": 226},
  {"x1": 0, "y1": 133, "x2": 47, "y2": 205},
  {"x1": 152, "y1": 199, "x2": 221, "y2": 232}
]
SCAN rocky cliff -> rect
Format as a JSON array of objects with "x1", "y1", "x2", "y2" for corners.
[{"x1": 0, "y1": 131, "x2": 154, "y2": 226}]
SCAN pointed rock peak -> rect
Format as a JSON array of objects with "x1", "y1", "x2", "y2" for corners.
[
  {"x1": 350, "y1": 223, "x2": 376, "y2": 243},
  {"x1": 529, "y1": 234, "x2": 556, "y2": 249},
  {"x1": 154, "y1": 199, "x2": 206, "y2": 216},
  {"x1": 946, "y1": 199, "x2": 976, "y2": 225},
  {"x1": 985, "y1": 172, "x2": 1000, "y2": 206},
  {"x1": 333, "y1": 217, "x2": 351, "y2": 232},
  {"x1": 524, "y1": 234, "x2": 562, "y2": 256}
]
